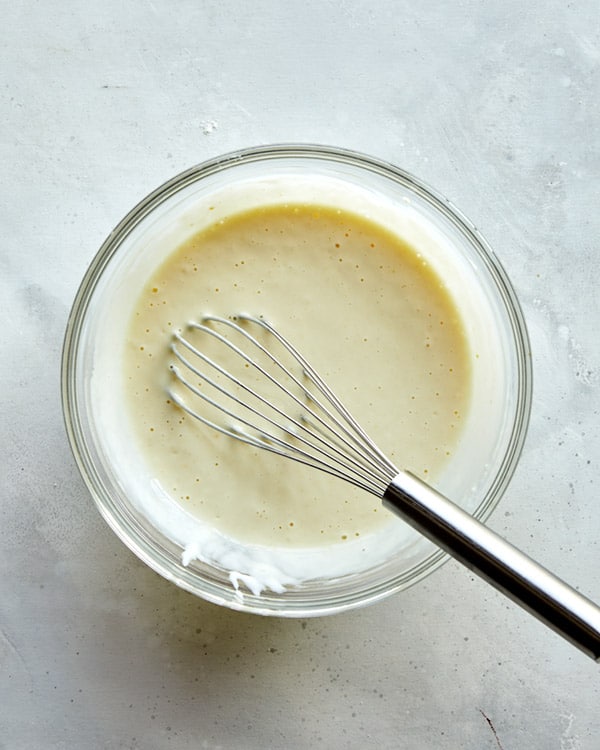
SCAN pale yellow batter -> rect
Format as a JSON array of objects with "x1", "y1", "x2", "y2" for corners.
[{"x1": 123, "y1": 203, "x2": 471, "y2": 550}]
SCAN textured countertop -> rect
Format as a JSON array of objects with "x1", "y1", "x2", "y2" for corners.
[{"x1": 2, "y1": 2, "x2": 599, "y2": 748}]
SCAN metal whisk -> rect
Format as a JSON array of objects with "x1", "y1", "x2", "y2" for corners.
[{"x1": 169, "y1": 314, "x2": 600, "y2": 661}]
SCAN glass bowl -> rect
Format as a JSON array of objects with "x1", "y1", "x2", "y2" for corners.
[{"x1": 61, "y1": 144, "x2": 531, "y2": 616}]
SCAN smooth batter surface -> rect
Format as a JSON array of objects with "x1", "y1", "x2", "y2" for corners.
[{"x1": 123, "y1": 203, "x2": 471, "y2": 551}]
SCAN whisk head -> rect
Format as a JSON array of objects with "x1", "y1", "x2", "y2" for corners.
[{"x1": 168, "y1": 314, "x2": 399, "y2": 498}]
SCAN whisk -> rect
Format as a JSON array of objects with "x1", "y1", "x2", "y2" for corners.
[{"x1": 169, "y1": 314, "x2": 600, "y2": 661}]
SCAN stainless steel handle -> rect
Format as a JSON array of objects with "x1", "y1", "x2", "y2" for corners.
[{"x1": 383, "y1": 471, "x2": 600, "y2": 662}]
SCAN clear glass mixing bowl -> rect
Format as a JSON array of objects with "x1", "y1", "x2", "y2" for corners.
[{"x1": 62, "y1": 144, "x2": 531, "y2": 616}]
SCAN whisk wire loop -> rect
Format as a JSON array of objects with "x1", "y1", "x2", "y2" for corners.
[{"x1": 169, "y1": 316, "x2": 396, "y2": 495}]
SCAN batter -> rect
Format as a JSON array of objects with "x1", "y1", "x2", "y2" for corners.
[{"x1": 123, "y1": 203, "x2": 471, "y2": 560}]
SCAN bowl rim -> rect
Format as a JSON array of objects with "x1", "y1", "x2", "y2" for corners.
[{"x1": 61, "y1": 143, "x2": 533, "y2": 616}]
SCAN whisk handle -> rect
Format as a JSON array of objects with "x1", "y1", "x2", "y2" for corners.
[{"x1": 383, "y1": 471, "x2": 600, "y2": 662}]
